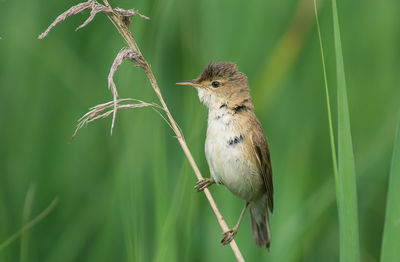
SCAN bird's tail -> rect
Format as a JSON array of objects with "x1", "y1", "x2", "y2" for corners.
[{"x1": 250, "y1": 199, "x2": 271, "y2": 251}]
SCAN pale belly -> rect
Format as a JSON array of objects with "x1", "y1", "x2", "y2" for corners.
[{"x1": 205, "y1": 113, "x2": 264, "y2": 201}]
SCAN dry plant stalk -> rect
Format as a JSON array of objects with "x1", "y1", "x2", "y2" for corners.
[{"x1": 39, "y1": 1, "x2": 245, "y2": 261}]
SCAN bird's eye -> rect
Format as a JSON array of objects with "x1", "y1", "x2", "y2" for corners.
[{"x1": 211, "y1": 81, "x2": 221, "y2": 88}]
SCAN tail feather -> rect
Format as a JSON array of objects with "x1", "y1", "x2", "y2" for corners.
[{"x1": 250, "y1": 202, "x2": 271, "y2": 251}]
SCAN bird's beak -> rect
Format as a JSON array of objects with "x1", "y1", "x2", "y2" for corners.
[{"x1": 176, "y1": 80, "x2": 196, "y2": 87}]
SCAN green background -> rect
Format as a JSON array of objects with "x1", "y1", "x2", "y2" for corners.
[{"x1": 1, "y1": 0, "x2": 399, "y2": 261}]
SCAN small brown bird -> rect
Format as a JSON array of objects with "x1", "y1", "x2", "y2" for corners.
[{"x1": 177, "y1": 62, "x2": 274, "y2": 250}]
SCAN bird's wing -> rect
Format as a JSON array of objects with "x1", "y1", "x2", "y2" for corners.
[{"x1": 250, "y1": 126, "x2": 274, "y2": 212}]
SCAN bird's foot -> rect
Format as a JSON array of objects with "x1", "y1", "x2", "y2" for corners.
[
  {"x1": 221, "y1": 229, "x2": 237, "y2": 245},
  {"x1": 194, "y1": 178, "x2": 214, "y2": 192}
]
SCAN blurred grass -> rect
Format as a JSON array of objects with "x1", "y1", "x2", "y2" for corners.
[
  {"x1": 380, "y1": 117, "x2": 400, "y2": 262},
  {"x1": 19, "y1": 183, "x2": 35, "y2": 262},
  {"x1": 0, "y1": 0, "x2": 399, "y2": 261},
  {"x1": 314, "y1": 1, "x2": 343, "y2": 261},
  {"x1": 0, "y1": 197, "x2": 58, "y2": 252}
]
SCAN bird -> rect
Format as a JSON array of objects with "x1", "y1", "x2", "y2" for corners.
[{"x1": 177, "y1": 62, "x2": 274, "y2": 250}]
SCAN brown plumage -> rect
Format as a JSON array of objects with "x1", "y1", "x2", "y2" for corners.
[
  {"x1": 196, "y1": 62, "x2": 243, "y2": 82},
  {"x1": 177, "y1": 62, "x2": 274, "y2": 250}
]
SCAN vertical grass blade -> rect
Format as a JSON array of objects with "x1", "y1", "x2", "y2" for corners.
[
  {"x1": 331, "y1": 1, "x2": 361, "y2": 261},
  {"x1": 313, "y1": 0, "x2": 339, "y2": 190},
  {"x1": 20, "y1": 184, "x2": 36, "y2": 262},
  {"x1": 314, "y1": 0, "x2": 360, "y2": 261},
  {"x1": 380, "y1": 117, "x2": 400, "y2": 262}
]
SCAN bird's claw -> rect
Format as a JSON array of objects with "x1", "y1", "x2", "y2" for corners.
[
  {"x1": 194, "y1": 178, "x2": 213, "y2": 192},
  {"x1": 221, "y1": 229, "x2": 237, "y2": 245}
]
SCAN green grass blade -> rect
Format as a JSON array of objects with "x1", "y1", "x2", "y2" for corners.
[
  {"x1": 380, "y1": 117, "x2": 400, "y2": 262},
  {"x1": 20, "y1": 184, "x2": 36, "y2": 262},
  {"x1": 313, "y1": 0, "x2": 339, "y2": 189},
  {"x1": 332, "y1": 1, "x2": 361, "y2": 261},
  {"x1": 0, "y1": 198, "x2": 58, "y2": 251},
  {"x1": 314, "y1": 0, "x2": 361, "y2": 260}
]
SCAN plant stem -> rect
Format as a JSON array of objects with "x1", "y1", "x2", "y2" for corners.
[{"x1": 101, "y1": 1, "x2": 244, "y2": 260}]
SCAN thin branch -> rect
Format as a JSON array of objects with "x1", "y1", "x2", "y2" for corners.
[
  {"x1": 113, "y1": 7, "x2": 149, "y2": 20},
  {"x1": 151, "y1": 107, "x2": 175, "y2": 133},
  {"x1": 39, "y1": 1, "x2": 245, "y2": 261},
  {"x1": 0, "y1": 198, "x2": 59, "y2": 251},
  {"x1": 72, "y1": 98, "x2": 160, "y2": 140},
  {"x1": 39, "y1": 0, "x2": 94, "y2": 39},
  {"x1": 107, "y1": 48, "x2": 142, "y2": 134},
  {"x1": 100, "y1": 3, "x2": 245, "y2": 260},
  {"x1": 38, "y1": 0, "x2": 147, "y2": 39},
  {"x1": 76, "y1": 2, "x2": 108, "y2": 31}
]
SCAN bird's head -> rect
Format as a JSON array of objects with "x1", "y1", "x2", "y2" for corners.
[{"x1": 177, "y1": 62, "x2": 253, "y2": 110}]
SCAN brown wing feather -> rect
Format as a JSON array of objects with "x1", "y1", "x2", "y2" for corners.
[{"x1": 250, "y1": 125, "x2": 274, "y2": 212}]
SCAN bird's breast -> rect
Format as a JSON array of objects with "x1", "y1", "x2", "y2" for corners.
[{"x1": 205, "y1": 109, "x2": 264, "y2": 201}]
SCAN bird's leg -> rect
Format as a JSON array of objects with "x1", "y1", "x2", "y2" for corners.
[
  {"x1": 221, "y1": 202, "x2": 249, "y2": 245},
  {"x1": 194, "y1": 178, "x2": 215, "y2": 192}
]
